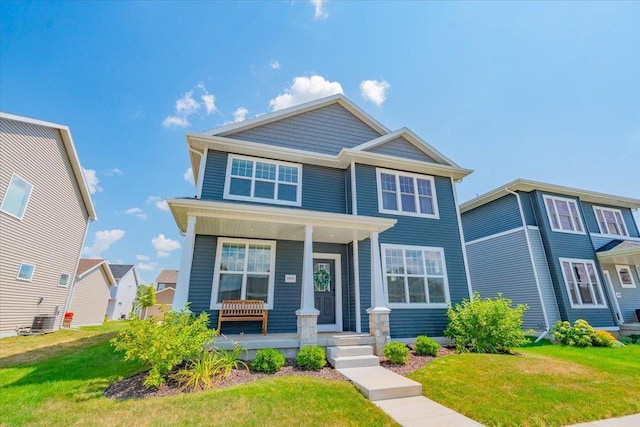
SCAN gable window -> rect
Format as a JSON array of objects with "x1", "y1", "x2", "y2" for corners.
[
  {"x1": 376, "y1": 168, "x2": 439, "y2": 218},
  {"x1": 211, "y1": 238, "x2": 276, "y2": 309},
  {"x1": 58, "y1": 273, "x2": 70, "y2": 287},
  {"x1": 17, "y1": 263, "x2": 35, "y2": 281},
  {"x1": 616, "y1": 265, "x2": 636, "y2": 288},
  {"x1": 543, "y1": 195, "x2": 584, "y2": 234},
  {"x1": 224, "y1": 154, "x2": 301, "y2": 206},
  {"x1": 381, "y1": 244, "x2": 449, "y2": 307},
  {"x1": 157, "y1": 283, "x2": 166, "y2": 291},
  {"x1": 560, "y1": 258, "x2": 606, "y2": 308},
  {"x1": 1, "y1": 173, "x2": 33, "y2": 220},
  {"x1": 593, "y1": 207, "x2": 628, "y2": 237}
]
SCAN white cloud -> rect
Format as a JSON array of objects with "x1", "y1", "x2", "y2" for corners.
[
  {"x1": 163, "y1": 82, "x2": 216, "y2": 128},
  {"x1": 104, "y1": 168, "x2": 123, "y2": 176},
  {"x1": 137, "y1": 262, "x2": 158, "y2": 272},
  {"x1": 311, "y1": 0, "x2": 329, "y2": 20},
  {"x1": 146, "y1": 196, "x2": 170, "y2": 211},
  {"x1": 151, "y1": 234, "x2": 181, "y2": 258},
  {"x1": 82, "y1": 168, "x2": 102, "y2": 195},
  {"x1": 82, "y1": 229, "x2": 125, "y2": 258},
  {"x1": 269, "y1": 75, "x2": 343, "y2": 111},
  {"x1": 270, "y1": 60, "x2": 280, "y2": 70},
  {"x1": 136, "y1": 254, "x2": 151, "y2": 261},
  {"x1": 125, "y1": 207, "x2": 147, "y2": 220},
  {"x1": 184, "y1": 168, "x2": 195, "y2": 185},
  {"x1": 233, "y1": 107, "x2": 249, "y2": 123},
  {"x1": 197, "y1": 82, "x2": 217, "y2": 114},
  {"x1": 162, "y1": 115, "x2": 191, "y2": 128},
  {"x1": 360, "y1": 79, "x2": 390, "y2": 106}
]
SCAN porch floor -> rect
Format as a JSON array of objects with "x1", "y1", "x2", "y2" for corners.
[{"x1": 620, "y1": 322, "x2": 640, "y2": 335}]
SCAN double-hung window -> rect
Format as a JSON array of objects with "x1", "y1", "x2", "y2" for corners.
[
  {"x1": 559, "y1": 258, "x2": 607, "y2": 308},
  {"x1": 381, "y1": 244, "x2": 449, "y2": 307},
  {"x1": 1, "y1": 173, "x2": 33, "y2": 220},
  {"x1": 593, "y1": 206, "x2": 628, "y2": 237},
  {"x1": 376, "y1": 168, "x2": 438, "y2": 218},
  {"x1": 615, "y1": 265, "x2": 636, "y2": 288},
  {"x1": 543, "y1": 195, "x2": 584, "y2": 234},
  {"x1": 224, "y1": 154, "x2": 301, "y2": 206},
  {"x1": 211, "y1": 238, "x2": 276, "y2": 309}
]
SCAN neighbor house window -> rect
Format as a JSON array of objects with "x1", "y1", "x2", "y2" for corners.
[
  {"x1": 381, "y1": 244, "x2": 449, "y2": 307},
  {"x1": 224, "y1": 154, "x2": 301, "y2": 206},
  {"x1": 211, "y1": 238, "x2": 276, "y2": 309},
  {"x1": 58, "y1": 273, "x2": 70, "y2": 287},
  {"x1": 593, "y1": 207, "x2": 628, "y2": 237},
  {"x1": 157, "y1": 283, "x2": 166, "y2": 291},
  {"x1": 17, "y1": 263, "x2": 35, "y2": 281},
  {"x1": 543, "y1": 195, "x2": 584, "y2": 234},
  {"x1": 1, "y1": 173, "x2": 33, "y2": 220},
  {"x1": 616, "y1": 265, "x2": 636, "y2": 288},
  {"x1": 376, "y1": 168, "x2": 439, "y2": 218},
  {"x1": 560, "y1": 258, "x2": 607, "y2": 308}
]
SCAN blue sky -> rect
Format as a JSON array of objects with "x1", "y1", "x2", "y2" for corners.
[{"x1": 1, "y1": 1, "x2": 638, "y2": 283}]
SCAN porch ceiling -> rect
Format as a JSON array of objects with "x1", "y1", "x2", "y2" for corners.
[
  {"x1": 597, "y1": 242, "x2": 640, "y2": 265},
  {"x1": 168, "y1": 198, "x2": 396, "y2": 244}
]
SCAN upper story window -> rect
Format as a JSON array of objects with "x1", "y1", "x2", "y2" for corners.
[
  {"x1": 17, "y1": 263, "x2": 35, "y2": 281},
  {"x1": 560, "y1": 258, "x2": 606, "y2": 308},
  {"x1": 376, "y1": 168, "x2": 439, "y2": 219},
  {"x1": 593, "y1": 206, "x2": 628, "y2": 237},
  {"x1": 543, "y1": 195, "x2": 584, "y2": 234},
  {"x1": 58, "y1": 273, "x2": 70, "y2": 287},
  {"x1": 224, "y1": 154, "x2": 302, "y2": 207},
  {"x1": 157, "y1": 283, "x2": 166, "y2": 291},
  {"x1": 1, "y1": 173, "x2": 33, "y2": 220}
]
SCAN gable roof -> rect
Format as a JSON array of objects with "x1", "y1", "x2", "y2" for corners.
[
  {"x1": 155, "y1": 269, "x2": 178, "y2": 284},
  {"x1": 460, "y1": 179, "x2": 640, "y2": 213},
  {"x1": 109, "y1": 264, "x2": 135, "y2": 280},
  {"x1": 76, "y1": 258, "x2": 116, "y2": 285},
  {"x1": 0, "y1": 112, "x2": 97, "y2": 220}
]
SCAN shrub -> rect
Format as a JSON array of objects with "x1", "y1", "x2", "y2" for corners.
[
  {"x1": 619, "y1": 336, "x2": 638, "y2": 345},
  {"x1": 592, "y1": 330, "x2": 617, "y2": 348},
  {"x1": 252, "y1": 348, "x2": 286, "y2": 373},
  {"x1": 174, "y1": 350, "x2": 221, "y2": 391},
  {"x1": 383, "y1": 341, "x2": 409, "y2": 364},
  {"x1": 296, "y1": 345, "x2": 326, "y2": 370},
  {"x1": 551, "y1": 319, "x2": 594, "y2": 347},
  {"x1": 111, "y1": 308, "x2": 214, "y2": 388},
  {"x1": 414, "y1": 335, "x2": 440, "y2": 356},
  {"x1": 445, "y1": 292, "x2": 530, "y2": 354}
]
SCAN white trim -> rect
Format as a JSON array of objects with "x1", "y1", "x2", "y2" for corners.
[
  {"x1": 58, "y1": 273, "x2": 71, "y2": 288},
  {"x1": 590, "y1": 233, "x2": 640, "y2": 242},
  {"x1": 558, "y1": 257, "x2": 608, "y2": 309},
  {"x1": 223, "y1": 154, "x2": 302, "y2": 207},
  {"x1": 196, "y1": 149, "x2": 208, "y2": 198},
  {"x1": 380, "y1": 243, "x2": 451, "y2": 308},
  {"x1": 353, "y1": 240, "x2": 361, "y2": 333},
  {"x1": 451, "y1": 178, "x2": 474, "y2": 301},
  {"x1": 615, "y1": 264, "x2": 637, "y2": 288},
  {"x1": 0, "y1": 173, "x2": 33, "y2": 220},
  {"x1": 350, "y1": 162, "x2": 358, "y2": 215},
  {"x1": 314, "y1": 252, "x2": 343, "y2": 332},
  {"x1": 16, "y1": 262, "x2": 35, "y2": 281},
  {"x1": 376, "y1": 168, "x2": 439, "y2": 219},
  {"x1": 602, "y1": 271, "x2": 624, "y2": 325},
  {"x1": 593, "y1": 206, "x2": 629, "y2": 237},
  {"x1": 543, "y1": 194, "x2": 586, "y2": 235},
  {"x1": 465, "y1": 226, "x2": 526, "y2": 246},
  {"x1": 527, "y1": 225, "x2": 540, "y2": 230},
  {"x1": 210, "y1": 237, "x2": 277, "y2": 310},
  {"x1": 595, "y1": 326, "x2": 621, "y2": 332}
]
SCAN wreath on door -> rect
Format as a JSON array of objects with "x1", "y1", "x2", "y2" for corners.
[{"x1": 313, "y1": 268, "x2": 331, "y2": 292}]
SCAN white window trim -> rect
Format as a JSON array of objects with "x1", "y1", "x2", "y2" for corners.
[
  {"x1": 223, "y1": 154, "x2": 302, "y2": 207},
  {"x1": 210, "y1": 238, "x2": 277, "y2": 310},
  {"x1": 381, "y1": 243, "x2": 450, "y2": 309},
  {"x1": 543, "y1": 195, "x2": 585, "y2": 235},
  {"x1": 615, "y1": 264, "x2": 636, "y2": 289},
  {"x1": 0, "y1": 173, "x2": 34, "y2": 220},
  {"x1": 559, "y1": 258, "x2": 607, "y2": 309},
  {"x1": 376, "y1": 168, "x2": 439, "y2": 219},
  {"x1": 16, "y1": 262, "x2": 36, "y2": 282},
  {"x1": 592, "y1": 206, "x2": 629, "y2": 237},
  {"x1": 58, "y1": 273, "x2": 71, "y2": 288}
]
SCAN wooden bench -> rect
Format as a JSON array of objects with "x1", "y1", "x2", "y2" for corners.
[{"x1": 217, "y1": 300, "x2": 268, "y2": 335}]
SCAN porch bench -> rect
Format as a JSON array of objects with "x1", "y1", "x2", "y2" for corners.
[{"x1": 217, "y1": 300, "x2": 268, "y2": 335}]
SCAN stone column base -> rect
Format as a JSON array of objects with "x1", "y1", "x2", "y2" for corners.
[
  {"x1": 296, "y1": 311, "x2": 319, "y2": 348},
  {"x1": 367, "y1": 308, "x2": 391, "y2": 355}
]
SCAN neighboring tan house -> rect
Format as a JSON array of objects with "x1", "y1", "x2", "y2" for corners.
[
  {"x1": 106, "y1": 264, "x2": 139, "y2": 320},
  {"x1": 142, "y1": 269, "x2": 178, "y2": 319},
  {"x1": 0, "y1": 113, "x2": 97, "y2": 337},
  {"x1": 68, "y1": 259, "x2": 116, "y2": 327}
]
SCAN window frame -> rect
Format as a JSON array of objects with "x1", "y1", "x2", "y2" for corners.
[
  {"x1": 1, "y1": 173, "x2": 34, "y2": 220},
  {"x1": 559, "y1": 258, "x2": 607, "y2": 309},
  {"x1": 615, "y1": 264, "x2": 636, "y2": 289},
  {"x1": 210, "y1": 238, "x2": 277, "y2": 310},
  {"x1": 17, "y1": 263, "x2": 36, "y2": 282},
  {"x1": 223, "y1": 154, "x2": 302, "y2": 207},
  {"x1": 593, "y1": 206, "x2": 629, "y2": 237},
  {"x1": 380, "y1": 243, "x2": 450, "y2": 309},
  {"x1": 543, "y1": 195, "x2": 585, "y2": 235},
  {"x1": 58, "y1": 273, "x2": 71, "y2": 288},
  {"x1": 375, "y1": 168, "x2": 439, "y2": 219}
]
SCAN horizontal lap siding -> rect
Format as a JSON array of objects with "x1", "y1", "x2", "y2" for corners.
[
  {"x1": 519, "y1": 191, "x2": 538, "y2": 226},
  {"x1": 601, "y1": 263, "x2": 640, "y2": 323},
  {"x1": 347, "y1": 242, "x2": 356, "y2": 331},
  {"x1": 461, "y1": 194, "x2": 522, "y2": 242},
  {"x1": 528, "y1": 228, "x2": 562, "y2": 327},
  {"x1": 69, "y1": 267, "x2": 111, "y2": 326},
  {"x1": 368, "y1": 138, "x2": 437, "y2": 163}
]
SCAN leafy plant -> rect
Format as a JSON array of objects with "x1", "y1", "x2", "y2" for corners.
[
  {"x1": 296, "y1": 345, "x2": 326, "y2": 370},
  {"x1": 551, "y1": 319, "x2": 594, "y2": 347},
  {"x1": 174, "y1": 350, "x2": 221, "y2": 391},
  {"x1": 592, "y1": 330, "x2": 617, "y2": 348},
  {"x1": 136, "y1": 284, "x2": 157, "y2": 310},
  {"x1": 414, "y1": 335, "x2": 440, "y2": 356},
  {"x1": 252, "y1": 348, "x2": 286, "y2": 373},
  {"x1": 445, "y1": 292, "x2": 530, "y2": 354},
  {"x1": 214, "y1": 344, "x2": 249, "y2": 379},
  {"x1": 383, "y1": 341, "x2": 409, "y2": 364}
]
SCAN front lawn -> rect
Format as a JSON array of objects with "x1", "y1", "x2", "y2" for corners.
[{"x1": 408, "y1": 341, "x2": 640, "y2": 426}]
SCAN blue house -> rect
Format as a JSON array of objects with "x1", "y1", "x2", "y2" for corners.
[
  {"x1": 168, "y1": 94, "x2": 473, "y2": 354},
  {"x1": 460, "y1": 179, "x2": 640, "y2": 336}
]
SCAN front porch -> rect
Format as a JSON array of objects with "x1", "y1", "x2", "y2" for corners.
[{"x1": 619, "y1": 323, "x2": 640, "y2": 337}]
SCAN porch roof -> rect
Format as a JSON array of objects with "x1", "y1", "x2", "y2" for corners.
[
  {"x1": 168, "y1": 198, "x2": 396, "y2": 244},
  {"x1": 596, "y1": 240, "x2": 640, "y2": 265}
]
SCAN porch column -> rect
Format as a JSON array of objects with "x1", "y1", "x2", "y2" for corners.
[
  {"x1": 173, "y1": 216, "x2": 197, "y2": 311},
  {"x1": 366, "y1": 231, "x2": 391, "y2": 355},
  {"x1": 296, "y1": 225, "x2": 320, "y2": 347}
]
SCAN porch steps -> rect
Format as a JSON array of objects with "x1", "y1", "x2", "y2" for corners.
[
  {"x1": 327, "y1": 345, "x2": 379, "y2": 369},
  {"x1": 319, "y1": 334, "x2": 375, "y2": 347},
  {"x1": 338, "y1": 366, "x2": 423, "y2": 401}
]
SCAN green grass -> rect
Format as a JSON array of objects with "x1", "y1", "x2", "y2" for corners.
[
  {"x1": 408, "y1": 342, "x2": 640, "y2": 427},
  {"x1": 0, "y1": 323, "x2": 397, "y2": 426}
]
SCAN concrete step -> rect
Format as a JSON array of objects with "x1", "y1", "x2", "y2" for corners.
[
  {"x1": 330, "y1": 354, "x2": 380, "y2": 369},
  {"x1": 338, "y1": 366, "x2": 422, "y2": 401},
  {"x1": 320, "y1": 334, "x2": 374, "y2": 347},
  {"x1": 327, "y1": 345, "x2": 373, "y2": 359}
]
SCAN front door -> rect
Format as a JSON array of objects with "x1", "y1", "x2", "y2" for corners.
[{"x1": 314, "y1": 259, "x2": 335, "y2": 325}]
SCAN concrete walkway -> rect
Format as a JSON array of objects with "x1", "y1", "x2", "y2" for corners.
[{"x1": 568, "y1": 414, "x2": 640, "y2": 427}]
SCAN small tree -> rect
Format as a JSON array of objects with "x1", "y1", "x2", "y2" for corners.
[{"x1": 137, "y1": 284, "x2": 157, "y2": 309}]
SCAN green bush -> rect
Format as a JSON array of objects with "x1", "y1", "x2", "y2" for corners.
[
  {"x1": 296, "y1": 345, "x2": 326, "y2": 370},
  {"x1": 619, "y1": 336, "x2": 638, "y2": 345},
  {"x1": 445, "y1": 292, "x2": 530, "y2": 354},
  {"x1": 111, "y1": 308, "x2": 214, "y2": 387},
  {"x1": 383, "y1": 341, "x2": 409, "y2": 364},
  {"x1": 592, "y1": 330, "x2": 617, "y2": 348},
  {"x1": 174, "y1": 343, "x2": 248, "y2": 391},
  {"x1": 551, "y1": 319, "x2": 594, "y2": 347},
  {"x1": 414, "y1": 335, "x2": 440, "y2": 356},
  {"x1": 252, "y1": 348, "x2": 286, "y2": 373}
]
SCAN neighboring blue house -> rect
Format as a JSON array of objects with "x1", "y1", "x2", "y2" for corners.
[
  {"x1": 460, "y1": 179, "x2": 640, "y2": 336},
  {"x1": 169, "y1": 94, "x2": 473, "y2": 353}
]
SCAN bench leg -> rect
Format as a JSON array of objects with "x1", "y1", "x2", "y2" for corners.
[
  {"x1": 217, "y1": 315, "x2": 222, "y2": 333},
  {"x1": 262, "y1": 311, "x2": 268, "y2": 335}
]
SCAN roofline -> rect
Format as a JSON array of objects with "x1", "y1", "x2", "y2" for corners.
[
  {"x1": 77, "y1": 260, "x2": 117, "y2": 286},
  {"x1": 155, "y1": 287, "x2": 176, "y2": 294},
  {"x1": 0, "y1": 112, "x2": 98, "y2": 220},
  {"x1": 460, "y1": 178, "x2": 640, "y2": 213}
]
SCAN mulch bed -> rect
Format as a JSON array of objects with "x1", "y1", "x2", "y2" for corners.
[{"x1": 104, "y1": 347, "x2": 454, "y2": 400}]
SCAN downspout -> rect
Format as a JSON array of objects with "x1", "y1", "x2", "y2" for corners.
[
  {"x1": 63, "y1": 216, "x2": 93, "y2": 327},
  {"x1": 504, "y1": 187, "x2": 551, "y2": 342}
]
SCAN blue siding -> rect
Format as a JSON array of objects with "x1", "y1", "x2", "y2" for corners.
[
  {"x1": 358, "y1": 238, "x2": 371, "y2": 334},
  {"x1": 461, "y1": 194, "x2": 523, "y2": 242},
  {"x1": 200, "y1": 150, "x2": 227, "y2": 201},
  {"x1": 368, "y1": 137, "x2": 437, "y2": 163},
  {"x1": 601, "y1": 263, "x2": 640, "y2": 323},
  {"x1": 346, "y1": 242, "x2": 356, "y2": 331},
  {"x1": 581, "y1": 201, "x2": 640, "y2": 238},
  {"x1": 345, "y1": 167, "x2": 353, "y2": 215},
  {"x1": 519, "y1": 191, "x2": 538, "y2": 226}
]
